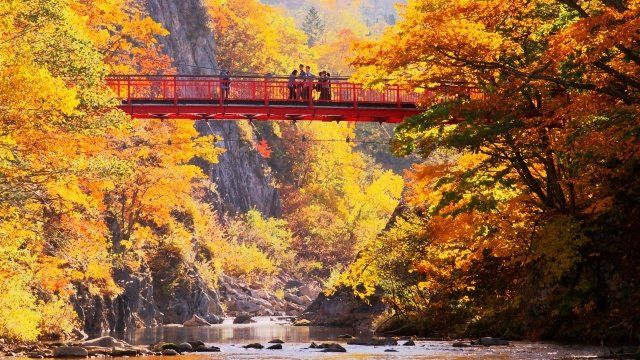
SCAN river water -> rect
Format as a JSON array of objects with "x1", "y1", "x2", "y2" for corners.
[{"x1": 94, "y1": 318, "x2": 602, "y2": 359}]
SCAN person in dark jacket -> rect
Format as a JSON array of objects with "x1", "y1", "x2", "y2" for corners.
[
  {"x1": 325, "y1": 73, "x2": 332, "y2": 101},
  {"x1": 288, "y1": 69, "x2": 298, "y2": 99},
  {"x1": 297, "y1": 64, "x2": 306, "y2": 100},
  {"x1": 220, "y1": 70, "x2": 231, "y2": 100},
  {"x1": 317, "y1": 71, "x2": 326, "y2": 100}
]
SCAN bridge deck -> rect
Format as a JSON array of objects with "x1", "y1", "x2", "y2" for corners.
[{"x1": 106, "y1": 75, "x2": 478, "y2": 123}]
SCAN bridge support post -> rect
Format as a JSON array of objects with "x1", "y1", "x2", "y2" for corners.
[
  {"x1": 353, "y1": 83, "x2": 358, "y2": 109},
  {"x1": 173, "y1": 76, "x2": 178, "y2": 106}
]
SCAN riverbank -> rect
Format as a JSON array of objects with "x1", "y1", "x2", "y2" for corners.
[
  {"x1": 0, "y1": 319, "x2": 634, "y2": 359},
  {"x1": 0, "y1": 336, "x2": 614, "y2": 359}
]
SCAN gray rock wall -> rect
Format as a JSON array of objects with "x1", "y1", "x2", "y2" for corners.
[{"x1": 148, "y1": 0, "x2": 281, "y2": 217}]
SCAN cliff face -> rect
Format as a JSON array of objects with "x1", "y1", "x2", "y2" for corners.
[{"x1": 148, "y1": 0, "x2": 281, "y2": 217}]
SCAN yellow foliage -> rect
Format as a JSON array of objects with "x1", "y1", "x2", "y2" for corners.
[{"x1": 205, "y1": 0, "x2": 315, "y2": 73}]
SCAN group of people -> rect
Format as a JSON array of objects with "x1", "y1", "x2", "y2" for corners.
[
  {"x1": 218, "y1": 66, "x2": 333, "y2": 101},
  {"x1": 288, "y1": 64, "x2": 332, "y2": 101}
]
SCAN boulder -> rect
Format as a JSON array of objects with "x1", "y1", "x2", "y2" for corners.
[
  {"x1": 110, "y1": 348, "x2": 139, "y2": 357},
  {"x1": 156, "y1": 343, "x2": 179, "y2": 352},
  {"x1": 298, "y1": 284, "x2": 321, "y2": 299},
  {"x1": 194, "y1": 345, "x2": 220, "y2": 352},
  {"x1": 285, "y1": 302, "x2": 304, "y2": 314},
  {"x1": 243, "y1": 343, "x2": 264, "y2": 349},
  {"x1": 319, "y1": 343, "x2": 347, "y2": 353},
  {"x1": 385, "y1": 349, "x2": 398, "y2": 352},
  {"x1": 52, "y1": 346, "x2": 88, "y2": 358},
  {"x1": 452, "y1": 341, "x2": 470, "y2": 348},
  {"x1": 293, "y1": 318, "x2": 311, "y2": 326},
  {"x1": 183, "y1": 314, "x2": 211, "y2": 327},
  {"x1": 83, "y1": 347, "x2": 111, "y2": 356},
  {"x1": 251, "y1": 289, "x2": 270, "y2": 300},
  {"x1": 403, "y1": 340, "x2": 416, "y2": 346},
  {"x1": 233, "y1": 314, "x2": 256, "y2": 324},
  {"x1": 235, "y1": 300, "x2": 261, "y2": 314},
  {"x1": 161, "y1": 349, "x2": 179, "y2": 356},
  {"x1": 268, "y1": 339, "x2": 285, "y2": 344},
  {"x1": 471, "y1": 337, "x2": 509, "y2": 346},
  {"x1": 176, "y1": 342, "x2": 193, "y2": 352},
  {"x1": 347, "y1": 337, "x2": 398, "y2": 346},
  {"x1": 266, "y1": 344, "x2": 282, "y2": 350},
  {"x1": 204, "y1": 314, "x2": 224, "y2": 324},
  {"x1": 187, "y1": 341, "x2": 205, "y2": 349},
  {"x1": 284, "y1": 292, "x2": 305, "y2": 305},
  {"x1": 70, "y1": 328, "x2": 88, "y2": 341},
  {"x1": 26, "y1": 351, "x2": 46, "y2": 359},
  {"x1": 82, "y1": 336, "x2": 127, "y2": 348}
]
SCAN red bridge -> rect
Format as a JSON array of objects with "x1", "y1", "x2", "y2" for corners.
[
  {"x1": 106, "y1": 75, "x2": 432, "y2": 123},
  {"x1": 107, "y1": 75, "x2": 483, "y2": 123}
]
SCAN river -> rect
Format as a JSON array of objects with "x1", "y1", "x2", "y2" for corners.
[{"x1": 82, "y1": 318, "x2": 602, "y2": 359}]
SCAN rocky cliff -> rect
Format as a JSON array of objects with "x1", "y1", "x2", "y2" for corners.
[{"x1": 148, "y1": 0, "x2": 281, "y2": 217}]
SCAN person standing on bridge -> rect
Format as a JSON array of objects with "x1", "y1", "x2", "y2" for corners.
[
  {"x1": 220, "y1": 70, "x2": 231, "y2": 100},
  {"x1": 325, "y1": 73, "x2": 332, "y2": 101},
  {"x1": 304, "y1": 65, "x2": 314, "y2": 100},
  {"x1": 297, "y1": 64, "x2": 306, "y2": 100},
  {"x1": 288, "y1": 70, "x2": 298, "y2": 100},
  {"x1": 316, "y1": 71, "x2": 325, "y2": 100}
]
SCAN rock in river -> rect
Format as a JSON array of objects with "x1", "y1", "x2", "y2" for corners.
[
  {"x1": 176, "y1": 343, "x2": 193, "y2": 352},
  {"x1": 243, "y1": 343, "x2": 264, "y2": 349},
  {"x1": 194, "y1": 345, "x2": 220, "y2": 352},
  {"x1": 268, "y1": 339, "x2": 285, "y2": 344},
  {"x1": 471, "y1": 337, "x2": 510, "y2": 346},
  {"x1": 233, "y1": 314, "x2": 256, "y2": 324},
  {"x1": 452, "y1": 341, "x2": 471, "y2": 347},
  {"x1": 183, "y1": 314, "x2": 211, "y2": 327},
  {"x1": 293, "y1": 318, "x2": 311, "y2": 326},
  {"x1": 162, "y1": 349, "x2": 179, "y2": 356},
  {"x1": 347, "y1": 337, "x2": 398, "y2": 346},
  {"x1": 81, "y1": 336, "x2": 127, "y2": 348},
  {"x1": 110, "y1": 347, "x2": 139, "y2": 357},
  {"x1": 187, "y1": 341, "x2": 205, "y2": 348},
  {"x1": 52, "y1": 346, "x2": 88, "y2": 358},
  {"x1": 267, "y1": 344, "x2": 282, "y2": 350},
  {"x1": 319, "y1": 343, "x2": 347, "y2": 353}
]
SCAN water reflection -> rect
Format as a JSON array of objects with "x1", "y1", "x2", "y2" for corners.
[{"x1": 105, "y1": 321, "x2": 354, "y2": 346}]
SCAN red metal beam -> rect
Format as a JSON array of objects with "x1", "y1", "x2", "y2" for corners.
[{"x1": 117, "y1": 103, "x2": 422, "y2": 123}]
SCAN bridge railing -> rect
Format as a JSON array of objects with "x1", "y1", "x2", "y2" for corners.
[{"x1": 105, "y1": 75, "x2": 425, "y2": 107}]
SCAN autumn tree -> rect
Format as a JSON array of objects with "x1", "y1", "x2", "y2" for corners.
[
  {"x1": 0, "y1": 0, "x2": 225, "y2": 341},
  {"x1": 204, "y1": 0, "x2": 315, "y2": 73},
  {"x1": 344, "y1": 0, "x2": 640, "y2": 341},
  {"x1": 302, "y1": 7, "x2": 325, "y2": 46},
  {"x1": 0, "y1": 0, "x2": 128, "y2": 340},
  {"x1": 276, "y1": 122, "x2": 403, "y2": 277}
]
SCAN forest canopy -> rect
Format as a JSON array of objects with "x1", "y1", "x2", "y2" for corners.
[{"x1": 338, "y1": 0, "x2": 640, "y2": 342}]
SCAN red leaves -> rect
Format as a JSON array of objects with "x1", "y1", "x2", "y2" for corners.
[{"x1": 256, "y1": 139, "x2": 272, "y2": 158}]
